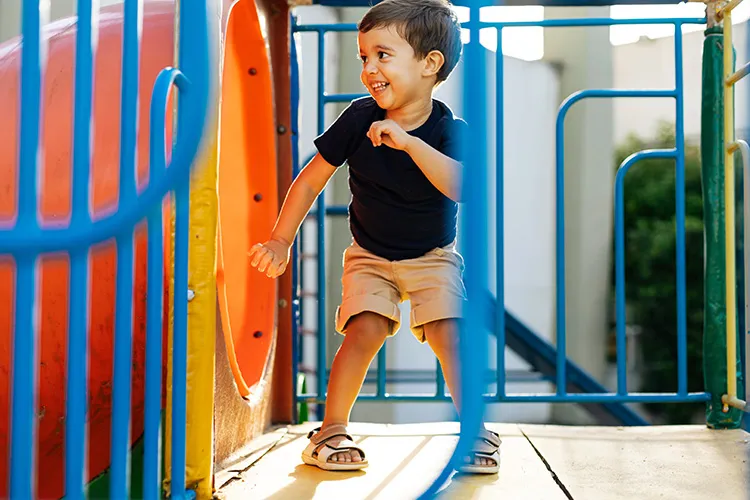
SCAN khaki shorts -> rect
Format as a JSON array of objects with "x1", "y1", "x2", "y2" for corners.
[{"x1": 335, "y1": 239, "x2": 467, "y2": 343}]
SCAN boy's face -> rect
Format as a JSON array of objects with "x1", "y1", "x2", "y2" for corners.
[{"x1": 357, "y1": 26, "x2": 436, "y2": 110}]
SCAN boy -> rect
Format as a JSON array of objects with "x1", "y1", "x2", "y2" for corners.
[{"x1": 248, "y1": 0, "x2": 500, "y2": 474}]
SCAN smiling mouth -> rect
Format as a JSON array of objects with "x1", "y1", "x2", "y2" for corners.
[{"x1": 370, "y1": 82, "x2": 389, "y2": 95}]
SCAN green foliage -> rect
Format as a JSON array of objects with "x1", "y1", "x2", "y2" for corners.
[{"x1": 613, "y1": 122, "x2": 705, "y2": 424}]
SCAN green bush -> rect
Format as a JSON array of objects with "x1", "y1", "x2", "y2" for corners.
[{"x1": 613, "y1": 122, "x2": 706, "y2": 424}]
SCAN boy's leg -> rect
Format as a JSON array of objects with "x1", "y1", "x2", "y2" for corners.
[
  {"x1": 423, "y1": 319, "x2": 495, "y2": 468},
  {"x1": 308, "y1": 241, "x2": 401, "y2": 466},
  {"x1": 320, "y1": 311, "x2": 391, "y2": 463},
  {"x1": 399, "y1": 245, "x2": 500, "y2": 470}
]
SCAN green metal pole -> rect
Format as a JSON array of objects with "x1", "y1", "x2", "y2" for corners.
[{"x1": 701, "y1": 24, "x2": 744, "y2": 429}]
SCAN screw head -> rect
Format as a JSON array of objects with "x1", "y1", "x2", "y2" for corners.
[
  {"x1": 248, "y1": 68, "x2": 257, "y2": 75},
  {"x1": 253, "y1": 193, "x2": 263, "y2": 202},
  {"x1": 253, "y1": 331, "x2": 263, "y2": 338}
]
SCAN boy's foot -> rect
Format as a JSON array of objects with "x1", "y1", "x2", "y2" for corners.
[
  {"x1": 459, "y1": 428, "x2": 501, "y2": 475},
  {"x1": 302, "y1": 425, "x2": 368, "y2": 471}
]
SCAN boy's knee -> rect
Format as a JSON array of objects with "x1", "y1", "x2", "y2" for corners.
[
  {"x1": 344, "y1": 312, "x2": 391, "y2": 350},
  {"x1": 424, "y1": 319, "x2": 459, "y2": 353}
]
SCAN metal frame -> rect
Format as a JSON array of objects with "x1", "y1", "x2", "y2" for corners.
[
  {"x1": 290, "y1": 10, "x2": 711, "y2": 422},
  {"x1": 2, "y1": 0, "x2": 212, "y2": 498}
]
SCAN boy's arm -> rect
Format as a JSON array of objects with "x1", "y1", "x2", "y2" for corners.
[
  {"x1": 403, "y1": 138, "x2": 462, "y2": 202},
  {"x1": 367, "y1": 119, "x2": 462, "y2": 202},
  {"x1": 249, "y1": 153, "x2": 337, "y2": 277}
]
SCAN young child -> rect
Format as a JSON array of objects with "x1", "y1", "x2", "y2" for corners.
[{"x1": 248, "y1": 0, "x2": 500, "y2": 474}]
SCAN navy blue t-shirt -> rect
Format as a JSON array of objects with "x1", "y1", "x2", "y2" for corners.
[{"x1": 314, "y1": 97, "x2": 467, "y2": 261}]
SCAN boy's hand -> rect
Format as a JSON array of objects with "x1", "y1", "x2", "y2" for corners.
[
  {"x1": 368, "y1": 119, "x2": 412, "y2": 151},
  {"x1": 249, "y1": 237, "x2": 291, "y2": 278}
]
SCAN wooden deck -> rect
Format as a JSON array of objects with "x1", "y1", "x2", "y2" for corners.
[{"x1": 215, "y1": 422, "x2": 749, "y2": 499}]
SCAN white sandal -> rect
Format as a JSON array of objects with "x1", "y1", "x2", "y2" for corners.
[
  {"x1": 301, "y1": 425, "x2": 368, "y2": 471},
  {"x1": 458, "y1": 428, "x2": 501, "y2": 474}
]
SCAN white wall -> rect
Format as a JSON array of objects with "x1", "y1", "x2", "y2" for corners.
[{"x1": 613, "y1": 22, "x2": 749, "y2": 145}]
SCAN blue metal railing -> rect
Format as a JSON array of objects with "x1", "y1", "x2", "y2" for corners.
[
  {"x1": 2, "y1": 1, "x2": 211, "y2": 498},
  {"x1": 291, "y1": 9, "x2": 711, "y2": 419}
]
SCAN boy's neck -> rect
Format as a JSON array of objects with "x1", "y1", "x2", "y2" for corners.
[{"x1": 385, "y1": 95, "x2": 434, "y2": 131}]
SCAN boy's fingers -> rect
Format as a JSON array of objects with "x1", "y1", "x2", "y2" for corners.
[
  {"x1": 257, "y1": 251, "x2": 275, "y2": 273},
  {"x1": 250, "y1": 246, "x2": 266, "y2": 268}
]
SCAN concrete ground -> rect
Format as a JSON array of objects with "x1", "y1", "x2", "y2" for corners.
[{"x1": 216, "y1": 421, "x2": 749, "y2": 500}]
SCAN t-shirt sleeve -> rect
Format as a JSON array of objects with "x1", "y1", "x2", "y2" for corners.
[
  {"x1": 438, "y1": 117, "x2": 469, "y2": 162},
  {"x1": 313, "y1": 102, "x2": 365, "y2": 167}
]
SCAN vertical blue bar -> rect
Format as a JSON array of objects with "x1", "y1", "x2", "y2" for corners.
[
  {"x1": 316, "y1": 31, "x2": 327, "y2": 417},
  {"x1": 111, "y1": 233, "x2": 135, "y2": 497},
  {"x1": 65, "y1": 0, "x2": 96, "y2": 496},
  {"x1": 421, "y1": 4, "x2": 487, "y2": 496},
  {"x1": 674, "y1": 22, "x2": 688, "y2": 396},
  {"x1": 436, "y1": 362, "x2": 445, "y2": 397},
  {"x1": 377, "y1": 345, "x2": 386, "y2": 397},
  {"x1": 10, "y1": 0, "x2": 45, "y2": 497},
  {"x1": 143, "y1": 85, "x2": 167, "y2": 497},
  {"x1": 495, "y1": 28, "x2": 506, "y2": 400},
  {"x1": 614, "y1": 168, "x2": 628, "y2": 396},
  {"x1": 10, "y1": 257, "x2": 37, "y2": 500},
  {"x1": 290, "y1": 16, "x2": 301, "y2": 421},
  {"x1": 111, "y1": 0, "x2": 142, "y2": 496},
  {"x1": 172, "y1": 182, "x2": 190, "y2": 497},
  {"x1": 143, "y1": 206, "x2": 163, "y2": 500},
  {"x1": 554, "y1": 95, "x2": 567, "y2": 396}
]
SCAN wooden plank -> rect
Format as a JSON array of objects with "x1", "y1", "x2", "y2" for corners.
[{"x1": 520, "y1": 424, "x2": 750, "y2": 500}]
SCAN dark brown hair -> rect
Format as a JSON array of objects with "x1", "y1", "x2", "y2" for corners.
[{"x1": 358, "y1": 0, "x2": 463, "y2": 83}]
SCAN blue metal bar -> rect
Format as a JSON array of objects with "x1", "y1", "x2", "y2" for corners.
[
  {"x1": 65, "y1": 1, "x2": 96, "y2": 496},
  {"x1": 472, "y1": 17, "x2": 706, "y2": 29},
  {"x1": 10, "y1": 1, "x2": 46, "y2": 498},
  {"x1": 420, "y1": 3, "x2": 487, "y2": 496},
  {"x1": 294, "y1": 23, "x2": 358, "y2": 32},
  {"x1": 294, "y1": 17, "x2": 706, "y2": 34},
  {"x1": 111, "y1": 230, "x2": 135, "y2": 498},
  {"x1": 323, "y1": 92, "x2": 367, "y2": 103},
  {"x1": 555, "y1": 88, "x2": 677, "y2": 396},
  {"x1": 377, "y1": 345, "x2": 387, "y2": 397},
  {"x1": 142, "y1": 67, "x2": 180, "y2": 500},
  {"x1": 495, "y1": 28, "x2": 506, "y2": 399},
  {"x1": 10, "y1": 256, "x2": 37, "y2": 500},
  {"x1": 614, "y1": 149, "x2": 677, "y2": 396},
  {"x1": 171, "y1": 182, "x2": 190, "y2": 497},
  {"x1": 290, "y1": 14, "x2": 302, "y2": 423},
  {"x1": 143, "y1": 205, "x2": 164, "y2": 499},
  {"x1": 674, "y1": 23, "x2": 688, "y2": 397},
  {"x1": 299, "y1": 392, "x2": 709, "y2": 403},
  {"x1": 436, "y1": 362, "x2": 445, "y2": 397},
  {"x1": 316, "y1": 32, "x2": 327, "y2": 419},
  {"x1": 110, "y1": 0, "x2": 142, "y2": 495}
]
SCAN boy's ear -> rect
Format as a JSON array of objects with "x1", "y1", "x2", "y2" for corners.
[{"x1": 422, "y1": 50, "x2": 445, "y2": 78}]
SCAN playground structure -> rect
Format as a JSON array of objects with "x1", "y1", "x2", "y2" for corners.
[{"x1": 0, "y1": 0, "x2": 748, "y2": 499}]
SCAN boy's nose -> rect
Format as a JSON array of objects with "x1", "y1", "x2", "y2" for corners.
[{"x1": 364, "y1": 62, "x2": 378, "y2": 74}]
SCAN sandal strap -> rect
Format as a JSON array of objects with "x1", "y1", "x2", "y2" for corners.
[
  {"x1": 307, "y1": 424, "x2": 353, "y2": 444},
  {"x1": 478, "y1": 429, "x2": 501, "y2": 449}
]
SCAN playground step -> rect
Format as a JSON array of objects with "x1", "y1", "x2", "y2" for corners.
[{"x1": 214, "y1": 422, "x2": 749, "y2": 500}]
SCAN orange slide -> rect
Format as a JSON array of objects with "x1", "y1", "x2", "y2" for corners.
[{"x1": 0, "y1": 0, "x2": 277, "y2": 497}]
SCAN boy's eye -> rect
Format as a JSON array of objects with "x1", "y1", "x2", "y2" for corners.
[
  {"x1": 378, "y1": 51, "x2": 389, "y2": 60},
  {"x1": 360, "y1": 55, "x2": 367, "y2": 63}
]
